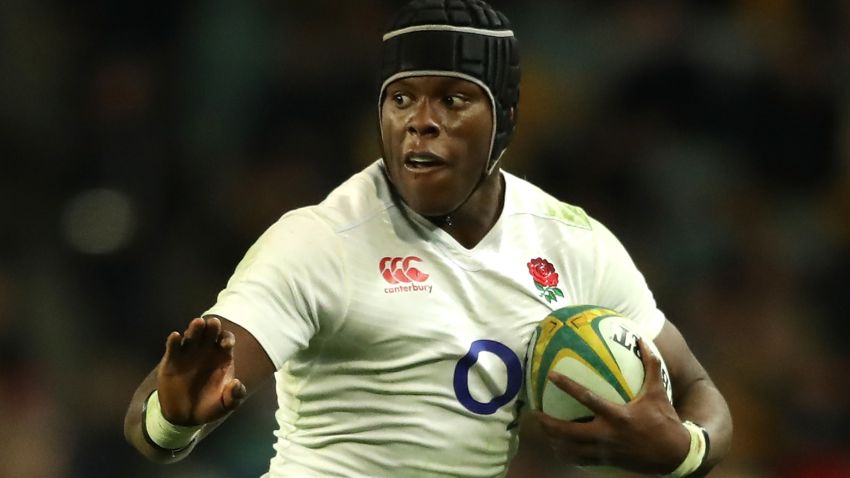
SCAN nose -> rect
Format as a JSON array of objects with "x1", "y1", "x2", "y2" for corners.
[{"x1": 407, "y1": 99, "x2": 440, "y2": 138}]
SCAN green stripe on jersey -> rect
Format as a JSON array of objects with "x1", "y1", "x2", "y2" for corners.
[{"x1": 544, "y1": 202, "x2": 591, "y2": 229}]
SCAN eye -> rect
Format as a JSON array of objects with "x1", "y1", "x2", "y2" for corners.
[
  {"x1": 391, "y1": 92, "x2": 412, "y2": 108},
  {"x1": 443, "y1": 94, "x2": 469, "y2": 109}
]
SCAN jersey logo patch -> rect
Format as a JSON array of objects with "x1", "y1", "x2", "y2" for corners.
[
  {"x1": 527, "y1": 257, "x2": 564, "y2": 303},
  {"x1": 380, "y1": 256, "x2": 433, "y2": 294}
]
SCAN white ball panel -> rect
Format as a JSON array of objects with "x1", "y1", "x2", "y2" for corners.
[
  {"x1": 598, "y1": 317, "x2": 647, "y2": 399},
  {"x1": 542, "y1": 357, "x2": 625, "y2": 420}
]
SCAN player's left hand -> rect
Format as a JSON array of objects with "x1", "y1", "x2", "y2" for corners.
[{"x1": 534, "y1": 338, "x2": 690, "y2": 474}]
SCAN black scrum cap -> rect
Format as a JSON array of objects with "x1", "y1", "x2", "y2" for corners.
[{"x1": 379, "y1": 0, "x2": 521, "y2": 173}]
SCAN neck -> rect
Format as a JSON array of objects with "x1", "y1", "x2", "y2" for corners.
[{"x1": 431, "y1": 172, "x2": 505, "y2": 249}]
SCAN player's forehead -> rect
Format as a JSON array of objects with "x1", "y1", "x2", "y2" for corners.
[{"x1": 386, "y1": 75, "x2": 487, "y2": 96}]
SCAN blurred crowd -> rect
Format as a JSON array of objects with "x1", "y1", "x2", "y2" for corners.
[{"x1": 1, "y1": 1, "x2": 849, "y2": 477}]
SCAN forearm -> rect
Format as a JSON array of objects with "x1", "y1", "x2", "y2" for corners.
[
  {"x1": 654, "y1": 321, "x2": 733, "y2": 476},
  {"x1": 123, "y1": 367, "x2": 233, "y2": 464},
  {"x1": 124, "y1": 368, "x2": 197, "y2": 463},
  {"x1": 124, "y1": 317, "x2": 271, "y2": 463},
  {"x1": 673, "y1": 375, "x2": 733, "y2": 475},
  {"x1": 125, "y1": 370, "x2": 184, "y2": 463}
]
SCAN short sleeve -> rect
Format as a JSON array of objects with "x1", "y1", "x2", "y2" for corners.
[
  {"x1": 588, "y1": 217, "x2": 666, "y2": 340},
  {"x1": 204, "y1": 210, "x2": 349, "y2": 369}
]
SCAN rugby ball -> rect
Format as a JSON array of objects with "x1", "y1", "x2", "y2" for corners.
[{"x1": 524, "y1": 305, "x2": 672, "y2": 421}]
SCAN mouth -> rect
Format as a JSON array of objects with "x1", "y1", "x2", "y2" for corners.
[{"x1": 403, "y1": 151, "x2": 446, "y2": 172}]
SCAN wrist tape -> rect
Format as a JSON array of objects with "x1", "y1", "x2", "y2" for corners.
[
  {"x1": 142, "y1": 390, "x2": 202, "y2": 452},
  {"x1": 665, "y1": 420, "x2": 710, "y2": 478}
]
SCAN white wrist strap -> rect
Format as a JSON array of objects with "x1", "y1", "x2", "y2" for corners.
[
  {"x1": 143, "y1": 390, "x2": 202, "y2": 451},
  {"x1": 665, "y1": 420, "x2": 709, "y2": 478}
]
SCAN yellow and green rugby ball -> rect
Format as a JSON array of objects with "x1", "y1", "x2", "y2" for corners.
[{"x1": 525, "y1": 305, "x2": 672, "y2": 421}]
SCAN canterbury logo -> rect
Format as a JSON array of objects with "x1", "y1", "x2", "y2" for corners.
[{"x1": 379, "y1": 256, "x2": 430, "y2": 284}]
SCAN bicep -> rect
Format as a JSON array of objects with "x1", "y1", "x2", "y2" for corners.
[
  {"x1": 193, "y1": 316, "x2": 276, "y2": 440},
  {"x1": 209, "y1": 315, "x2": 276, "y2": 394}
]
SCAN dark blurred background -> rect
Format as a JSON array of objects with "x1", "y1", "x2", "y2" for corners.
[{"x1": 1, "y1": 0, "x2": 849, "y2": 477}]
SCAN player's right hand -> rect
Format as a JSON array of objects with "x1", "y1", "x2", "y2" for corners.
[{"x1": 155, "y1": 317, "x2": 247, "y2": 426}]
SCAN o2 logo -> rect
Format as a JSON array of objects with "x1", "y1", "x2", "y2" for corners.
[{"x1": 452, "y1": 340, "x2": 523, "y2": 415}]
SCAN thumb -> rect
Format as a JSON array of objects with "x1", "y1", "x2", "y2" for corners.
[
  {"x1": 637, "y1": 338, "x2": 663, "y2": 389},
  {"x1": 220, "y1": 379, "x2": 248, "y2": 412}
]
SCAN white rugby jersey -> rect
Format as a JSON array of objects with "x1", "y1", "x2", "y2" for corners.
[{"x1": 205, "y1": 160, "x2": 666, "y2": 478}]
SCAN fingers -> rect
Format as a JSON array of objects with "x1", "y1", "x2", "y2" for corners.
[
  {"x1": 548, "y1": 371, "x2": 616, "y2": 417},
  {"x1": 219, "y1": 330, "x2": 236, "y2": 351},
  {"x1": 181, "y1": 317, "x2": 207, "y2": 346},
  {"x1": 534, "y1": 411, "x2": 610, "y2": 466},
  {"x1": 164, "y1": 331, "x2": 182, "y2": 357},
  {"x1": 221, "y1": 379, "x2": 248, "y2": 412},
  {"x1": 637, "y1": 337, "x2": 659, "y2": 373},
  {"x1": 636, "y1": 338, "x2": 663, "y2": 395},
  {"x1": 161, "y1": 318, "x2": 237, "y2": 373},
  {"x1": 175, "y1": 317, "x2": 233, "y2": 349},
  {"x1": 535, "y1": 411, "x2": 595, "y2": 441},
  {"x1": 202, "y1": 316, "x2": 223, "y2": 343}
]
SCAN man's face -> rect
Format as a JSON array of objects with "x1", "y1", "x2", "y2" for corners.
[{"x1": 380, "y1": 76, "x2": 494, "y2": 217}]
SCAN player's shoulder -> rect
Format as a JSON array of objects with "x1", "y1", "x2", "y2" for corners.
[
  {"x1": 274, "y1": 160, "x2": 393, "y2": 235},
  {"x1": 503, "y1": 170, "x2": 594, "y2": 231}
]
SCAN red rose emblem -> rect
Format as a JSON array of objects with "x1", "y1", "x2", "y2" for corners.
[
  {"x1": 527, "y1": 258, "x2": 559, "y2": 287},
  {"x1": 527, "y1": 257, "x2": 565, "y2": 303}
]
